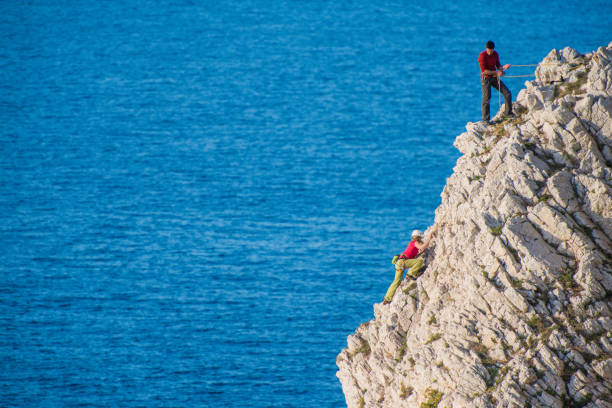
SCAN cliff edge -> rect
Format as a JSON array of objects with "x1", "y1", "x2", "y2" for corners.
[{"x1": 337, "y1": 43, "x2": 612, "y2": 408}]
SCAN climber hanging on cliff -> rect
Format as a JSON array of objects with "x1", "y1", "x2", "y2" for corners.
[
  {"x1": 479, "y1": 40, "x2": 514, "y2": 123},
  {"x1": 382, "y1": 229, "x2": 435, "y2": 305}
]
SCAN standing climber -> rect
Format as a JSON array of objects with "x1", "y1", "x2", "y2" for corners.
[
  {"x1": 383, "y1": 229, "x2": 435, "y2": 305},
  {"x1": 479, "y1": 41, "x2": 513, "y2": 122}
]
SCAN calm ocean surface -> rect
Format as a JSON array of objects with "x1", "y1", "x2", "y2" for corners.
[{"x1": 1, "y1": 1, "x2": 609, "y2": 406}]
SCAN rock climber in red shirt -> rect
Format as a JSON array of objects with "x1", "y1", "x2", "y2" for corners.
[
  {"x1": 479, "y1": 40, "x2": 513, "y2": 123},
  {"x1": 383, "y1": 229, "x2": 435, "y2": 304}
]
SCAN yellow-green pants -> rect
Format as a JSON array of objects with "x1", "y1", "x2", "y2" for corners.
[{"x1": 384, "y1": 258, "x2": 424, "y2": 302}]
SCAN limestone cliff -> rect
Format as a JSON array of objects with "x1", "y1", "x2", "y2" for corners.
[{"x1": 337, "y1": 43, "x2": 612, "y2": 408}]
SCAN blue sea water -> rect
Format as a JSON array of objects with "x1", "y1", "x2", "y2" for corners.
[{"x1": 0, "y1": 0, "x2": 610, "y2": 406}]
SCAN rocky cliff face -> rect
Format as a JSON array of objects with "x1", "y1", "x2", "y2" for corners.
[{"x1": 337, "y1": 43, "x2": 612, "y2": 408}]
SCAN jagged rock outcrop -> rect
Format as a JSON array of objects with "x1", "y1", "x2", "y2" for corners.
[{"x1": 337, "y1": 43, "x2": 612, "y2": 408}]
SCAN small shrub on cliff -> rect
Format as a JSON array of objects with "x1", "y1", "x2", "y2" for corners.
[
  {"x1": 526, "y1": 315, "x2": 545, "y2": 333},
  {"x1": 495, "y1": 366, "x2": 509, "y2": 387},
  {"x1": 559, "y1": 270, "x2": 579, "y2": 291},
  {"x1": 554, "y1": 71, "x2": 587, "y2": 99},
  {"x1": 527, "y1": 336, "x2": 538, "y2": 349},
  {"x1": 353, "y1": 340, "x2": 371, "y2": 356},
  {"x1": 486, "y1": 365, "x2": 499, "y2": 388},
  {"x1": 400, "y1": 383, "x2": 414, "y2": 398},
  {"x1": 489, "y1": 225, "x2": 502, "y2": 236},
  {"x1": 403, "y1": 281, "x2": 417, "y2": 294},
  {"x1": 511, "y1": 278, "x2": 523, "y2": 289},
  {"x1": 425, "y1": 333, "x2": 442, "y2": 344},
  {"x1": 420, "y1": 388, "x2": 443, "y2": 408},
  {"x1": 396, "y1": 335, "x2": 408, "y2": 362},
  {"x1": 514, "y1": 104, "x2": 528, "y2": 116},
  {"x1": 535, "y1": 193, "x2": 552, "y2": 204},
  {"x1": 475, "y1": 346, "x2": 496, "y2": 365},
  {"x1": 584, "y1": 330, "x2": 606, "y2": 343},
  {"x1": 498, "y1": 126, "x2": 506, "y2": 136}
]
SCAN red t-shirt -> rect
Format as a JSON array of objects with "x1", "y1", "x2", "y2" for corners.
[
  {"x1": 478, "y1": 50, "x2": 501, "y2": 77},
  {"x1": 401, "y1": 241, "x2": 419, "y2": 259}
]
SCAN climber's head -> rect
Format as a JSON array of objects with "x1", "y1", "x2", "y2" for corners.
[
  {"x1": 486, "y1": 41, "x2": 495, "y2": 55},
  {"x1": 411, "y1": 230, "x2": 423, "y2": 241}
]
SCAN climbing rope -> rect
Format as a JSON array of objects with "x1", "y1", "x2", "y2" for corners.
[
  {"x1": 511, "y1": 63, "x2": 567, "y2": 66},
  {"x1": 497, "y1": 75, "x2": 502, "y2": 109},
  {"x1": 489, "y1": 63, "x2": 562, "y2": 108},
  {"x1": 495, "y1": 73, "x2": 537, "y2": 108},
  {"x1": 494, "y1": 64, "x2": 542, "y2": 106}
]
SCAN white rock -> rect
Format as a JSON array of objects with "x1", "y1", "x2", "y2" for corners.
[
  {"x1": 539, "y1": 390, "x2": 563, "y2": 408},
  {"x1": 593, "y1": 358, "x2": 612, "y2": 380},
  {"x1": 337, "y1": 43, "x2": 612, "y2": 408}
]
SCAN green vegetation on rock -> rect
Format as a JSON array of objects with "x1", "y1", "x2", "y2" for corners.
[{"x1": 420, "y1": 388, "x2": 443, "y2": 408}]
